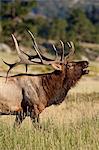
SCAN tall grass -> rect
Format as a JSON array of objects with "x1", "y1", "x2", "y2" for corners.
[
  {"x1": 0, "y1": 117, "x2": 99, "y2": 150},
  {"x1": 0, "y1": 93, "x2": 99, "y2": 150}
]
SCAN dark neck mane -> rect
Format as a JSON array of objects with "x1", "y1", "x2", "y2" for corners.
[{"x1": 41, "y1": 70, "x2": 67, "y2": 106}]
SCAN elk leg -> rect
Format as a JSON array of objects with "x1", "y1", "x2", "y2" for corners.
[
  {"x1": 30, "y1": 105, "x2": 41, "y2": 128},
  {"x1": 14, "y1": 111, "x2": 26, "y2": 127},
  {"x1": 30, "y1": 112, "x2": 41, "y2": 129},
  {"x1": 30, "y1": 111, "x2": 40, "y2": 123}
]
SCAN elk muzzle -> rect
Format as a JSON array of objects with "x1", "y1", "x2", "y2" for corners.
[{"x1": 82, "y1": 61, "x2": 89, "y2": 75}]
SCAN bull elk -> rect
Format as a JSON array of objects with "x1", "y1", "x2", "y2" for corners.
[{"x1": 0, "y1": 31, "x2": 89, "y2": 127}]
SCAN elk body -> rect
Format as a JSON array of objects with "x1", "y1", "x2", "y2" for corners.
[{"x1": 0, "y1": 32, "x2": 89, "y2": 126}]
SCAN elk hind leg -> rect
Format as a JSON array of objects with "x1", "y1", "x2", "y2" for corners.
[{"x1": 14, "y1": 111, "x2": 26, "y2": 128}]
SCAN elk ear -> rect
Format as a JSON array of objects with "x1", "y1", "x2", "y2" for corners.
[{"x1": 51, "y1": 63, "x2": 62, "y2": 71}]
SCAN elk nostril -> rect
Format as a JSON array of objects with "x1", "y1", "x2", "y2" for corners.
[{"x1": 84, "y1": 61, "x2": 89, "y2": 68}]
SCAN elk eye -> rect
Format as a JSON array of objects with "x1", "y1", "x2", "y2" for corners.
[{"x1": 67, "y1": 63, "x2": 73, "y2": 69}]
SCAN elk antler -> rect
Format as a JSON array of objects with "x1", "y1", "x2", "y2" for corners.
[
  {"x1": 28, "y1": 30, "x2": 58, "y2": 62},
  {"x1": 2, "y1": 60, "x2": 18, "y2": 82},
  {"x1": 27, "y1": 30, "x2": 43, "y2": 63},
  {"x1": 3, "y1": 31, "x2": 74, "y2": 81},
  {"x1": 60, "y1": 40, "x2": 65, "y2": 62},
  {"x1": 52, "y1": 44, "x2": 59, "y2": 61},
  {"x1": 3, "y1": 34, "x2": 43, "y2": 81},
  {"x1": 3, "y1": 33, "x2": 62, "y2": 81},
  {"x1": 65, "y1": 41, "x2": 75, "y2": 62},
  {"x1": 28, "y1": 30, "x2": 62, "y2": 70}
]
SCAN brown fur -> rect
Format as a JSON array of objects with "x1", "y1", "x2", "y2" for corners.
[{"x1": 0, "y1": 60, "x2": 89, "y2": 126}]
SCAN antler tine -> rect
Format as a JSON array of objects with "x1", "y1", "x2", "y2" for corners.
[
  {"x1": 65, "y1": 41, "x2": 75, "y2": 61},
  {"x1": 52, "y1": 44, "x2": 58, "y2": 61},
  {"x1": 2, "y1": 34, "x2": 25, "y2": 81},
  {"x1": 12, "y1": 34, "x2": 21, "y2": 56},
  {"x1": 12, "y1": 34, "x2": 42, "y2": 64},
  {"x1": 60, "y1": 40, "x2": 65, "y2": 62},
  {"x1": 12, "y1": 34, "x2": 44, "y2": 64},
  {"x1": 28, "y1": 30, "x2": 43, "y2": 63},
  {"x1": 3, "y1": 34, "x2": 41, "y2": 81},
  {"x1": 11, "y1": 34, "x2": 29, "y2": 72},
  {"x1": 12, "y1": 34, "x2": 30, "y2": 63},
  {"x1": 2, "y1": 59, "x2": 17, "y2": 82}
]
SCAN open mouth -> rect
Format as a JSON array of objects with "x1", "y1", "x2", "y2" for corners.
[
  {"x1": 83, "y1": 68, "x2": 89, "y2": 74},
  {"x1": 82, "y1": 62, "x2": 89, "y2": 75}
]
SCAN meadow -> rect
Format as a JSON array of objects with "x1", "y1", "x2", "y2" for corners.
[
  {"x1": 0, "y1": 52, "x2": 99, "y2": 150},
  {"x1": 0, "y1": 92, "x2": 99, "y2": 150}
]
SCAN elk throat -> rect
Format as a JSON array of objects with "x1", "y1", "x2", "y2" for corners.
[{"x1": 42, "y1": 72, "x2": 67, "y2": 106}]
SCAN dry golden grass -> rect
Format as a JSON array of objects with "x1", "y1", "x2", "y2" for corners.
[
  {"x1": 79, "y1": 42, "x2": 99, "y2": 50},
  {"x1": 0, "y1": 93, "x2": 99, "y2": 150},
  {"x1": 70, "y1": 77, "x2": 99, "y2": 93}
]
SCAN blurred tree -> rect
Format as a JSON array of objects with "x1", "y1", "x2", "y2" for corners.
[
  {"x1": 68, "y1": 9, "x2": 96, "y2": 43},
  {"x1": 1, "y1": 0, "x2": 37, "y2": 20},
  {"x1": 0, "y1": 0, "x2": 37, "y2": 44},
  {"x1": 94, "y1": 24, "x2": 99, "y2": 43},
  {"x1": 48, "y1": 18, "x2": 68, "y2": 41},
  {"x1": 35, "y1": 17, "x2": 50, "y2": 39},
  {"x1": 86, "y1": 5, "x2": 99, "y2": 24},
  {"x1": 0, "y1": 1, "x2": 99, "y2": 48}
]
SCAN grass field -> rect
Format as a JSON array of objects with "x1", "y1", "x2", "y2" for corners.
[
  {"x1": 0, "y1": 117, "x2": 99, "y2": 150},
  {"x1": 0, "y1": 52, "x2": 99, "y2": 150},
  {"x1": 0, "y1": 93, "x2": 99, "y2": 150}
]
